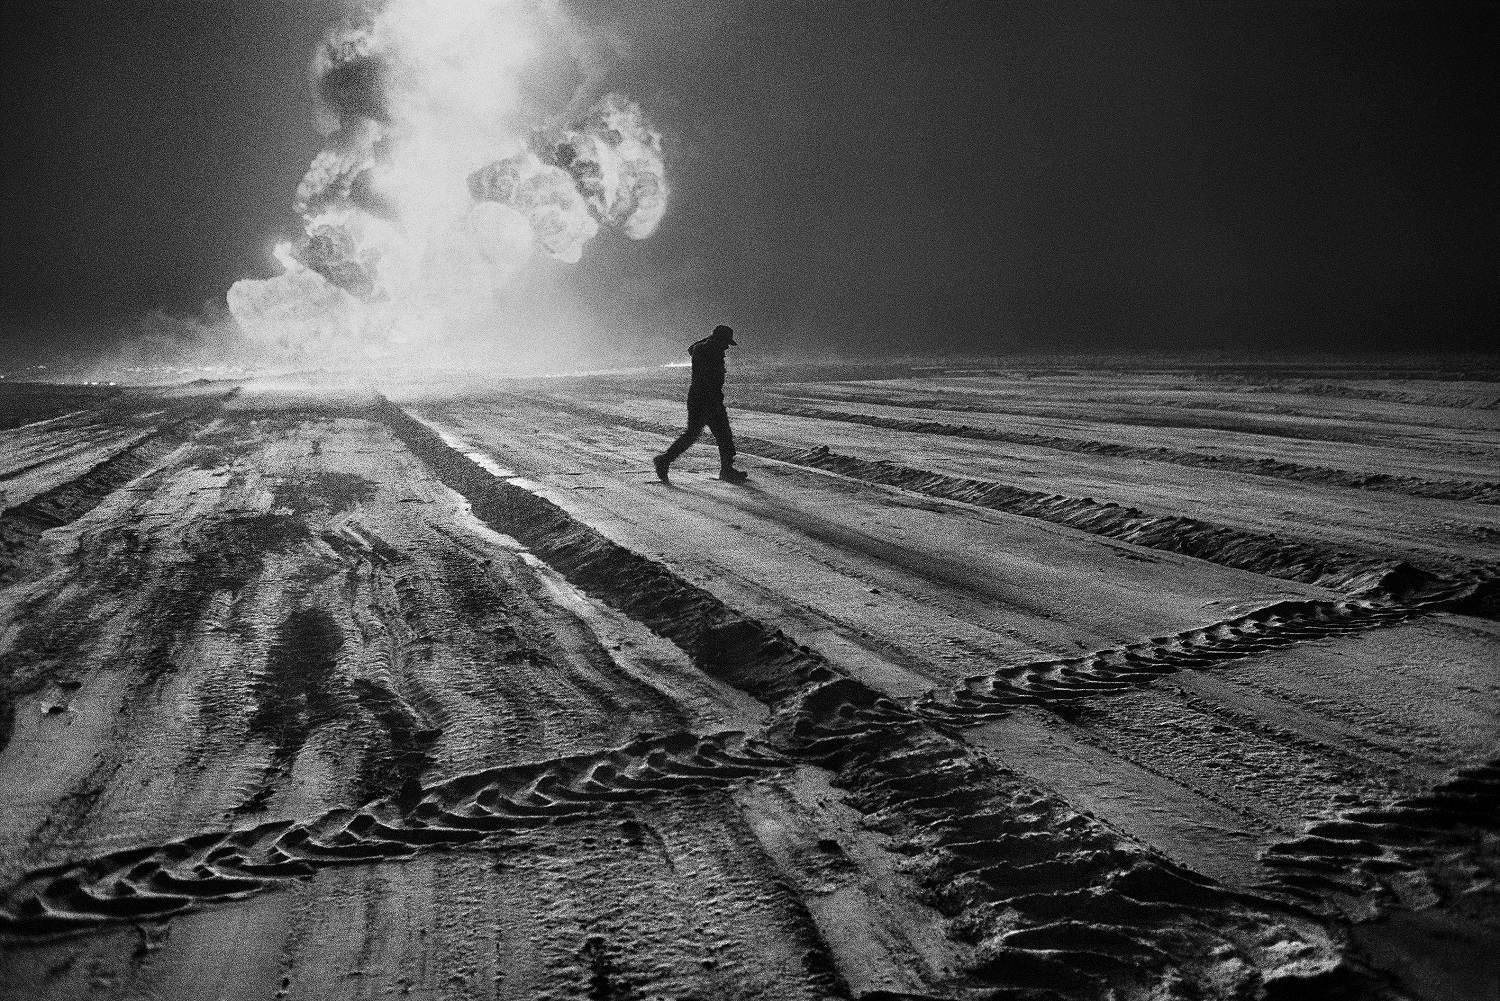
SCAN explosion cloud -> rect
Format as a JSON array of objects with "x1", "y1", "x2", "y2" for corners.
[
  {"x1": 226, "y1": 267, "x2": 372, "y2": 351},
  {"x1": 290, "y1": 222, "x2": 378, "y2": 298},
  {"x1": 553, "y1": 93, "x2": 669, "y2": 240},
  {"x1": 228, "y1": 0, "x2": 669, "y2": 359},
  {"x1": 294, "y1": 144, "x2": 376, "y2": 217},
  {"x1": 467, "y1": 153, "x2": 599, "y2": 263}
]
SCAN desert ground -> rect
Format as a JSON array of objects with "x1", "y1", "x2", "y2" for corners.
[{"x1": 0, "y1": 358, "x2": 1496, "y2": 1000}]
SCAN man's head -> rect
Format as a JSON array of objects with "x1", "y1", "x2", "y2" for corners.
[{"x1": 712, "y1": 324, "x2": 737, "y2": 346}]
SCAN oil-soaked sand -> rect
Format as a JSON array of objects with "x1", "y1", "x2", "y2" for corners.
[{"x1": 1, "y1": 360, "x2": 1496, "y2": 1000}]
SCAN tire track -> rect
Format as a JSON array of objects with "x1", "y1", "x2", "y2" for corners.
[
  {"x1": 3, "y1": 398, "x2": 1466, "y2": 997},
  {"x1": 767, "y1": 680, "x2": 1388, "y2": 998},
  {"x1": 468, "y1": 396, "x2": 1498, "y2": 910},
  {"x1": 4, "y1": 397, "x2": 1463, "y2": 995},
  {"x1": 380, "y1": 400, "x2": 842, "y2": 708},
  {"x1": 375, "y1": 400, "x2": 1425, "y2": 997},
  {"x1": 0, "y1": 395, "x2": 232, "y2": 585},
  {"x1": 1262, "y1": 758, "x2": 1500, "y2": 920},
  {"x1": 0, "y1": 424, "x2": 144, "y2": 486},
  {"x1": 916, "y1": 594, "x2": 1421, "y2": 722},
  {"x1": 512, "y1": 392, "x2": 1497, "y2": 608},
  {"x1": 1186, "y1": 374, "x2": 1500, "y2": 412},
  {"x1": 0, "y1": 731, "x2": 784, "y2": 937},
  {"x1": 733, "y1": 396, "x2": 1500, "y2": 504},
  {"x1": 0, "y1": 398, "x2": 233, "y2": 757},
  {"x1": 737, "y1": 383, "x2": 1483, "y2": 446}
]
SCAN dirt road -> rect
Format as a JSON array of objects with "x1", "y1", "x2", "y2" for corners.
[{"x1": 2, "y1": 361, "x2": 1496, "y2": 999}]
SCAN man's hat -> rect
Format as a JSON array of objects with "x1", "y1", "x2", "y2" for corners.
[{"x1": 713, "y1": 324, "x2": 737, "y2": 345}]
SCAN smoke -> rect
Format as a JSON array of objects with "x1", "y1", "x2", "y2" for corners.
[
  {"x1": 65, "y1": 306, "x2": 279, "y2": 385},
  {"x1": 228, "y1": 267, "x2": 372, "y2": 349},
  {"x1": 311, "y1": 26, "x2": 393, "y2": 128},
  {"x1": 228, "y1": 0, "x2": 670, "y2": 364},
  {"x1": 289, "y1": 221, "x2": 378, "y2": 297},
  {"x1": 467, "y1": 153, "x2": 599, "y2": 263},
  {"x1": 550, "y1": 93, "x2": 668, "y2": 240},
  {"x1": 295, "y1": 143, "x2": 376, "y2": 217}
]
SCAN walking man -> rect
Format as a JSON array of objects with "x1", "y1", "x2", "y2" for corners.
[{"x1": 653, "y1": 324, "x2": 748, "y2": 483}]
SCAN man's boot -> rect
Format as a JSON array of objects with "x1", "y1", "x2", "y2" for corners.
[
  {"x1": 718, "y1": 465, "x2": 748, "y2": 483},
  {"x1": 653, "y1": 454, "x2": 671, "y2": 483}
]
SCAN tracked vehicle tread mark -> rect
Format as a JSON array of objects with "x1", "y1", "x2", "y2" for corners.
[
  {"x1": 0, "y1": 731, "x2": 785, "y2": 937},
  {"x1": 917, "y1": 596, "x2": 1424, "y2": 721},
  {"x1": 1259, "y1": 757, "x2": 1500, "y2": 914}
]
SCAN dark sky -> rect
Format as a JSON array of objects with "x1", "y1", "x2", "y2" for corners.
[{"x1": 2, "y1": 0, "x2": 1495, "y2": 362}]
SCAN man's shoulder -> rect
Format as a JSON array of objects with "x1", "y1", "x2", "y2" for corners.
[{"x1": 688, "y1": 337, "x2": 722, "y2": 357}]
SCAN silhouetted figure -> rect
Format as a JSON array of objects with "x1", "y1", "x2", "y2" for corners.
[{"x1": 654, "y1": 325, "x2": 748, "y2": 483}]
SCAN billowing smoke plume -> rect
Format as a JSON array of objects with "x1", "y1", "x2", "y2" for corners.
[
  {"x1": 290, "y1": 222, "x2": 379, "y2": 297},
  {"x1": 550, "y1": 93, "x2": 668, "y2": 240},
  {"x1": 228, "y1": 0, "x2": 668, "y2": 359},
  {"x1": 468, "y1": 153, "x2": 599, "y2": 263}
]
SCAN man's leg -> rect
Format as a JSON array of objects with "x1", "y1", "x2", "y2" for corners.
[
  {"x1": 659, "y1": 413, "x2": 708, "y2": 464},
  {"x1": 706, "y1": 405, "x2": 745, "y2": 480}
]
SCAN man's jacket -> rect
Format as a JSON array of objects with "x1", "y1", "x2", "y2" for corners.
[{"x1": 686, "y1": 337, "x2": 727, "y2": 409}]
